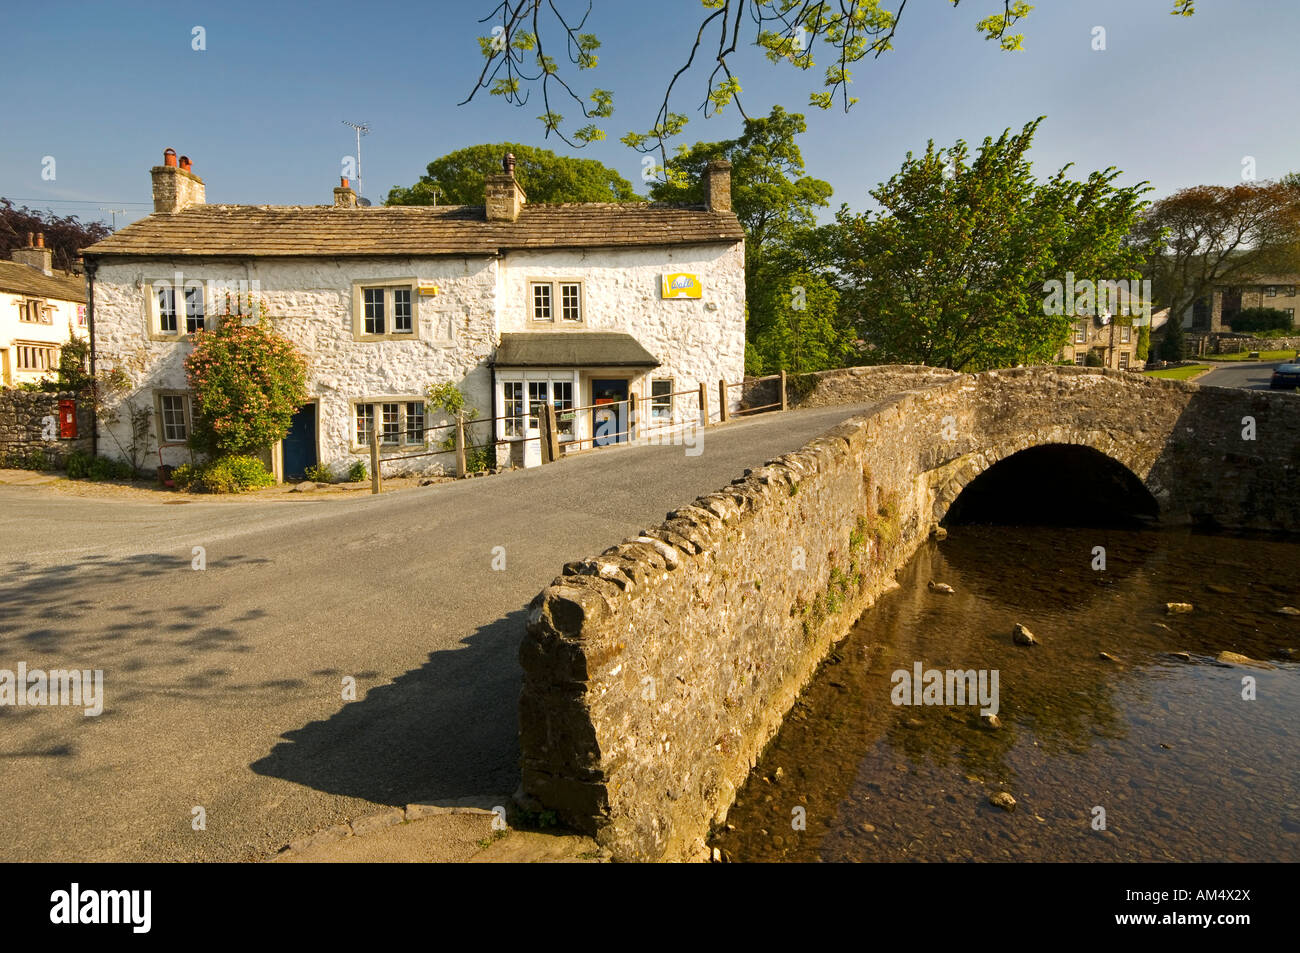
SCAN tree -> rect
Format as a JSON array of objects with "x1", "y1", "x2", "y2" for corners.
[
  {"x1": 1133, "y1": 181, "x2": 1300, "y2": 333},
  {"x1": 461, "y1": 1, "x2": 1194, "y2": 161},
  {"x1": 746, "y1": 269, "x2": 852, "y2": 375},
  {"x1": 184, "y1": 295, "x2": 309, "y2": 457},
  {"x1": 1159, "y1": 313, "x2": 1187, "y2": 362},
  {"x1": 830, "y1": 118, "x2": 1151, "y2": 372},
  {"x1": 1, "y1": 198, "x2": 111, "y2": 272},
  {"x1": 649, "y1": 106, "x2": 832, "y2": 263},
  {"x1": 1136, "y1": 324, "x2": 1151, "y2": 362},
  {"x1": 1229, "y1": 306, "x2": 1294, "y2": 334},
  {"x1": 387, "y1": 142, "x2": 638, "y2": 206}
]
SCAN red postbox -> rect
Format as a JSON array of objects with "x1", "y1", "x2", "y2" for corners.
[{"x1": 58, "y1": 399, "x2": 77, "y2": 439}]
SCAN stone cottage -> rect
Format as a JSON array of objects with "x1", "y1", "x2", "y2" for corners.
[
  {"x1": 1, "y1": 233, "x2": 87, "y2": 387},
  {"x1": 82, "y1": 149, "x2": 746, "y2": 478}
]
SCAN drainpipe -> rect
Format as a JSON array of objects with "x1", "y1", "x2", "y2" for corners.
[{"x1": 84, "y1": 257, "x2": 99, "y2": 456}]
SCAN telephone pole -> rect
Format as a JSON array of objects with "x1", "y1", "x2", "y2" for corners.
[{"x1": 342, "y1": 120, "x2": 371, "y2": 202}]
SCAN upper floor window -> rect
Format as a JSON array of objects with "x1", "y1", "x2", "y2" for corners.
[
  {"x1": 1120, "y1": 324, "x2": 1132, "y2": 343},
  {"x1": 1073, "y1": 321, "x2": 1086, "y2": 344},
  {"x1": 18, "y1": 298, "x2": 51, "y2": 324},
  {"x1": 354, "y1": 281, "x2": 418, "y2": 340},
  {"x1": 1284, "y1": 285, "x2": 1297, "y2": 297},
  {"x1": 530, "y1": 280, "x2": 583, "y2": 324},
  {"x1": 1264, "y1": 285, "x2": 1277, "y2": 297},
  {"x1": 149, "y1": 280, "x2": 205, "y2": 338}
]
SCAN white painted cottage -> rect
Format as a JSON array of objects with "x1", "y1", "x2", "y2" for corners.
[
  {"x1": 83, "y1": 149, "x2": 745, "y2": 478},
  {"x1": 1, "y1": 234, "x2": 87, "y2": 387}
]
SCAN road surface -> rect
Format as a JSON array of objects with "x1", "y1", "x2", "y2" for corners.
[
  {"x1": 1198, "y1": 360, "x2": 1288, "y2": 391},
  {"x1": 0, "y1": 403, "x2": 871, "y2": 861}
]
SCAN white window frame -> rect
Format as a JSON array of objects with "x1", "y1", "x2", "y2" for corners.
[
  {"x1": 528, "y1": 279, "x2": 584, "y2": 325},
  {"x1": 145, "y1": 278, "x2": 207, "y2": 340},
  {"x1": 351, "y1": 397, "x2": 427, "y2": 450},
  {"x1": 14, "y1": 342, "x2": 57, "y2": 372},
  {"x1": 156, "y1": 391, "x2": 194, "y2": 445},
  {"x1": 497, "y1": 370, "x2": 580, "y2": 441},
  {"x1": 650, "y1": 378, "x2": 674, "y2": 422},
  {"x1": 352, "y1": 280, "x2": 420, "y2": 341},
  {"x1": 1119, "y1": 352, "x2": 1130, "y2": 370},
  {"x1": 1073, "y1": 321, "x2": 1086, "y2": 344},
  {"x1": 1120, "y1": 324, "x2": 1132, "y2": 343},
  {"x1": 18, "y1": 298, "x2": 51, "y2": 325}
]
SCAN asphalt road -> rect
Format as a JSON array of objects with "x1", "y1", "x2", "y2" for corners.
[
  {"x1": 1198, "y1": 360, "x2": 1288, "y2": 391},
  {"x1": 0, "y1": 403, "x2": 872, "y2": 861}
]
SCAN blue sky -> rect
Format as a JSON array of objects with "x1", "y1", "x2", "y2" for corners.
[{"x1": 4, "y1": 0, "x2": 1297, "y2": 228}]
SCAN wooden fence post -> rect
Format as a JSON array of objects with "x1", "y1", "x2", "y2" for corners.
[
  {"x1": 454, "y1": 414, "x2": 467, "y2": 478},
  {"x1": 718, "y1": 379, "x2": 729, "y2": 422},
  {"x1": 779, "y1": 370, "x2": 788, "y2": 412},
  {"x1": 369, "y1": 430, "x2": 381, "y2": 494},
  {"x1": 540, "y1": 404, "x2": 559, "y2": 464},
  {"x1": 627, "y1": 392, "x2": 637, "y2": 440},
  {"x1": 698, "y1": 381, "x2": 709, "y2": 428}
]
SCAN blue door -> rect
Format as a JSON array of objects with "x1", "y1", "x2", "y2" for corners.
[{"x1": 283, "y1": 404, "x2": 317, "y2": 479}]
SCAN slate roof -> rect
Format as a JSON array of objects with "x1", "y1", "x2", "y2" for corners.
[
  {"x1": 0, "y1": 260, "x2": 87, "y2": 302},
  {"x1": 495, "y1": 331, "x2": 661, "y2": 368},
  {"x1": 81, "y1": 203, "x2": 744, "y2": 258}
]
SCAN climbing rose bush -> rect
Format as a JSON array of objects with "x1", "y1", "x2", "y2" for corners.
[{"x1": 184, "y1": 300, "x2": 308, "y2": 457}]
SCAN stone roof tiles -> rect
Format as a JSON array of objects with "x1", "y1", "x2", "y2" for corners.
[
  {"x1": 0, "y1": 260, "x2": 87, "y2": 302},
  {"x1": 82, "y1": 202, "x2": 744, "y2": 258}
]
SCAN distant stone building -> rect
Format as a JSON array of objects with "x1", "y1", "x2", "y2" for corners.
[
  {"x1": 1058, "y1": 315, "x2": 1142, "y2": 370},
  {"x1": 0, "y1": 233, "x2": 87, "y2": 386},
  {"x1": 1179, "y1": 275, "x2": 1299, "y2": 333},
  {"x1": 83, "y1": 149, "x2": 746, "y2": 479}
]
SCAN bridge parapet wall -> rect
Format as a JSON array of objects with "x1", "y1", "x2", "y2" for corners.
[{"x1": 518, "y1": 366, "x2": 1300, "y2": 861}]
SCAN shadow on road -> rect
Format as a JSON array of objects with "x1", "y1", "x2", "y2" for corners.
[{"x1": 249, "y1": 608, "x2": 527, "y2": 806}]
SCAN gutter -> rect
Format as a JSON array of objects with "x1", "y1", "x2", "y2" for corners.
[{"x1": 84, "y1": 256, "x2": 99, "y2": 457}]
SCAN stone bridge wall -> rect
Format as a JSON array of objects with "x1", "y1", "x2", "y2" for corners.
[{"x1": 518, "y1": 366, "x2": 1300, "y2": 861}]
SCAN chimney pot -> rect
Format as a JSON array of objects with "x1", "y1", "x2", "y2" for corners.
[
  {"x1": 153, "y1": 148, "x2": 205, "y2": 213},
  {"x1": 35, "y1": 233, "x2": 44, "y2": 248},
  {"x1": 341, "y1": 176, "x2": 349, "y2": 188},
  {"x1": 25, "y1": 231, "x2": 34, "y2": 247}
]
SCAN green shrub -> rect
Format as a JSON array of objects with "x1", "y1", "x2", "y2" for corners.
[
  {"x1": 347, "y1": 460, "x2": 368, "y2": 483},
  {"x1": 64, "y1": 450, "x2": 92, "y2": 478},
  {"x1": 1084, "y1": 350, "x2": 1105, "y2": 367},
  {"x1": 198, "y1": 456, "x2": 275, "y2": 494},
  {"x1": 1229, "y1": 307, "x2": 1293, "y2": 335},
  {"x1": 172, "y1": 463, "x2": 198, "y2": 490},
  {"x1": 171, "y1": 456, "x2": 273, "y2": 493},
  {"x1": 2, "y1": 446, "x2": 52, "y2": 470},
  {"x1": 303, "y1": 462, "x2": 333, "y2": 483},
  {"x1": 85, "y1": 456, "x2": 134, "y2": 481}
]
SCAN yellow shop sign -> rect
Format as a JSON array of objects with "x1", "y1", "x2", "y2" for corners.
[{"x1": 661, "y1": 273, "x2": 702, "y2": 299}]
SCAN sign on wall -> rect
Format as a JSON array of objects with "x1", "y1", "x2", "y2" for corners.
[{"x1": 661, "y1": 273, "x2": 702, "y2": 299}]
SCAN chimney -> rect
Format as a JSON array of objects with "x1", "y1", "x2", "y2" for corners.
[
  {"x1": 11, "y1": 230, "x2": 53, "y2": 276},
  {"x1": 333, "y1": 176, "x2": 358, "y2": 208},
  {"x1": 484, "y1": 152, "x2": 526, "y2": 222},
  {"x1": 151, "y1": 147, "x2": 206, "y2": 214},
  {"x1": 704, "y1": 159, "x2": 732, "y2": 213}
]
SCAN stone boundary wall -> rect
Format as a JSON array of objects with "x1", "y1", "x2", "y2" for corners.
[
  {"x1": 518, "y1": 365, "x2": 1300, "y2": 861},
  {"x1": 0, "y1": 389, "x2": 94, "y2": 466}
]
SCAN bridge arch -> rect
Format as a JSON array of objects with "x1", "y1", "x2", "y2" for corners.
[{"x1": 930, "y1": 432, "x2": 1160, "y2": 526}]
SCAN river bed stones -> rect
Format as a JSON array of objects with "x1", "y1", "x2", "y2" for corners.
[
  {"x1": 1166, "y1": 602, "x2": 1194, "y2": 614},
  {"x1": 1215, "y1": 650, "x2": 1275, "y2": 670},
  {"x1": 989, "y1": 792, "x2": 1017, "y2": 812},
  {"x1": 928, "y1": 581, "x2": 955, "y2": 594},
  {"x1": 1099, "y1": 652, "x2": 1120, "y2": 662},
  {"x1": 1012, "y1": 623, "x2": 1038, "y2": 646},
  {"x1": 979, "y1": 713, "x2": 1003, "y2": 730}
]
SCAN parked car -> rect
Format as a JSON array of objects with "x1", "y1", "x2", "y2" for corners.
[{"x1": 1269, "y1": 363, "x2": 1300, "y2": 390}]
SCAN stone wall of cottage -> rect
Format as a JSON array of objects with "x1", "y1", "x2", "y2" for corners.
[
  {"x1": 91, "y1": 256, "x2": 500, "y2": 475},
  {"x1": 91, "y1": 241, "x2": 746, "y2": 475},
  {"x1": 498, "y1": 243, "x2": 747, "y2": 421}
]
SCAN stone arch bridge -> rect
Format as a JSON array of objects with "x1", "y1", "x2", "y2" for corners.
[{"x1": 519, "y1": 365, "x2": 1300, "y2": 862}]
